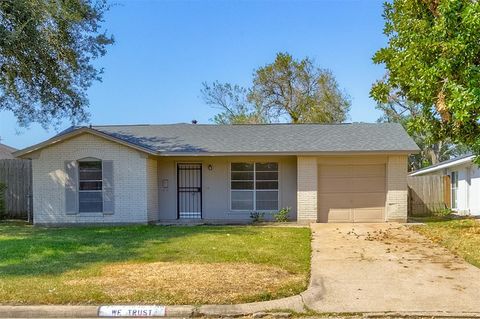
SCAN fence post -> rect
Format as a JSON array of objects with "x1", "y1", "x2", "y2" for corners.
[{"x1": 443, "y1": 175, "x2": 451, "y2": 209}]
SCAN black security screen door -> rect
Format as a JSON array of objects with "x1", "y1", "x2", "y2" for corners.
[{"x1": 177, "y1": 163, "x2": 202, "y2": 219}]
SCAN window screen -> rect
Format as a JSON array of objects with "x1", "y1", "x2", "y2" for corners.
[
  {"x1": 231, "y1": 162, "x2": 278, "y2": 211},
  {"x1": 79, "y1": 161, "x2": 103, "y2": 212}
]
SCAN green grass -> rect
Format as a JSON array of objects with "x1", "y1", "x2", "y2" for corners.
[
  {"x1": 0, "y1": 221, "x2": 311, "y2": 305},
  {"x1": 413, "y1": 217, "x2": 480, "y2": 268}
]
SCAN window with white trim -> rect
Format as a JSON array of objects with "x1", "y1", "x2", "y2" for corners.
[
  {"x1": 78, "y1": 161, "x2": 103, "y2": 212},
  {"x1": 231, "y1": 162, "x2": 278, "y2": 211},
  {"x1": 451, "y1": 171, "x2": 458, "y2": 209}
]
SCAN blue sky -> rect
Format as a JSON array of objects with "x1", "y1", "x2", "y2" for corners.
[{"x1": 0, "y1": 0, "x2": 388, "y2": 149}]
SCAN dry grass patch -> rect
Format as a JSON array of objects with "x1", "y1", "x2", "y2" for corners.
[
  {"x1": 66, "y1": 262, "x2": 303, "y2": 304},
  {"x1": 413, "y1": 218, "x2": 480, "y2": 268},
  {"x1": 0, "y1": 223, "x2": 310, "y2": 304}
]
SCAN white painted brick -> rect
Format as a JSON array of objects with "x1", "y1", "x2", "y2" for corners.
[
  {"x1": 31, "y1": 133, "x2": 149, "y2": 225},
  {"x1": 386, "y1": 155, "x2": 408, "y2": 222},
  {"x1": 147, "y1": 158, "x2": 159, "y2": 222},
  {"x1": 297, "y1": 156, "x2": 318, "y2": 221}
]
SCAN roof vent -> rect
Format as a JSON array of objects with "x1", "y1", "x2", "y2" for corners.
[{"x1": 191, "y1": 120, "x2": 198, "y2": 124}]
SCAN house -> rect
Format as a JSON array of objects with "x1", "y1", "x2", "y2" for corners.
[
  {"x1": 0, "y1": 143, "x2": 17, "y2": 159},
  {"x1": 409, "y1": 154, "x2": 480, "y2": 216},
  {"x1": 14, "y1": 123, "x2": 419, "y2": 225}
]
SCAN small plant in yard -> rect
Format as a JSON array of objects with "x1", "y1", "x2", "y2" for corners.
[
  {"x1": 433, "y1": 208, "x2": 454, "y2": 217},
  {"x1": 274, "y1": 207, "x2": 291, "y2": 222},
  {"x1": 250, "y1": 211, "x2": 265, "y2": 223},
  {"x1": 0, "y1": 183, "x2": 6, "y2": 220}
]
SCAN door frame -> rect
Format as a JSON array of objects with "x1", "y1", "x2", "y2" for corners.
[{"x1": 176, "y1": 162, "x2": 202, "y2": 219}]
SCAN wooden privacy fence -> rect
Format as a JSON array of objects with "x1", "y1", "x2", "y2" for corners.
[
  {"x1": 0, "y1": 159, "x2": 32, "y2": 220},
  {"x1": 407, "y1": 175, "x2": 451, "y2": 216}
]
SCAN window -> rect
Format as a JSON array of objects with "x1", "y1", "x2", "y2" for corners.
[
  {"x1": 451, "y1": 171, "x2": 458, "y2": 210},
  {"x1": 79, "y1": 161, "x2": 103, "y2": 212},
  {"x1": 231, "y1": 162, "x2": 278, "y2": 211}
]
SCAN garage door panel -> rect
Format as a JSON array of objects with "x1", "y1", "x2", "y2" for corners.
[
  {"x1": 319, "y1": 177, "x2": 385, "y2": 194},
  {"x1": 317, "y1": 164, "x2": 386, "y2": 223},
  {"x1": 319, "y1": 164, "x2": 385, "y2": 177},
  {"x1": 319, "y1": 194, "x2": 354, "y2": 207},
  {"x1": 354, "y1": 208, "x2": 384, "y2": 222},
  {"x1": 327, "y1": 209, "x2": 352, "y2": 223},
  {"x1": 351, "y1": 192, "x2": 385, "y2": 207}
]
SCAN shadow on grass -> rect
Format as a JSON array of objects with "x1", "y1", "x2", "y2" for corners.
[
  {"x1": 409, "y1": 214, "x2": 478, "y2": 223},
  {"x1": 0, "y1": 223, "x2": 259, "y2": 277}
]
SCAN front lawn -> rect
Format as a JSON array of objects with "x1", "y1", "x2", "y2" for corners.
[
  {"x1": 0, "y1": 222, "x2": 311, "y2": 305},
  {"x1": 412, "y1": 217, "x2": 480, "y2": 268}
]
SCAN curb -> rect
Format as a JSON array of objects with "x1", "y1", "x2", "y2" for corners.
[
  {"x1": 1, "y1": 306, "x2": 480, "y2": 318},
  {"x1": 0, "y1": 306, "x2": 98, "y2": 318},
  {"x1": 364, "y1": 312, "x2": 480, "y2": 318}
]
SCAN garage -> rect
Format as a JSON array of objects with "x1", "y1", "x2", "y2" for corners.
[{"x1": 318, "y1": 164, "x2": 386, "y2": 222}]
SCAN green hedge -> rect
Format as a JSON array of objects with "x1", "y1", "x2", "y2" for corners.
[{"x1": 0, "y1": 183, "x2": 6, "y2": 219}]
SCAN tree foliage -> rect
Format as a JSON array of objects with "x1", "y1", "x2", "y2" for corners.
[
  {"x1": 371, "y1": 0, "x2": 480, "y2": 162},
  {"x1": 0, "y1": 0, "x2": 113, "y2": 127},
  {"x1": 375, "y1": 97, "x2": 467, "y2": 170},
  {"x1": 202, "y1": 53, "x2": 350, "y2": 124},
  {"x1": 200, "y1": 81, "x2": 266, "y2": 124}
]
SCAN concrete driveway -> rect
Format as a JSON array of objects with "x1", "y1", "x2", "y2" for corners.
[{"x1": 302, "y1": 223, "x2": 480, "y2": 313}]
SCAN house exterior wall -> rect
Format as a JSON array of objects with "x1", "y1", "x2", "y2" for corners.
[
  {"x1": 442, "y1": 163, "x2": 480, "y2": 216},
  {"x1": 297, "y1": 157, "x2": 318, "y2": 222},
  {"x1": 31, "y1": 133, "x2": 149, "y2": 225},
  {"x1": 297, "y1": 155, "x2": 409, "y2": 222},
  {"x1": 157, "y1": 156, "x2": 297, "y2": 222},
  {"x1": 386, "y1": 155, "x2": 408, "y2": 222},
  {"x1": 147, "y1": 157, "x2": 159, "y2": 222},
  {"x1": 27, "y1": 132, "x2": 412, "y2": 225}
]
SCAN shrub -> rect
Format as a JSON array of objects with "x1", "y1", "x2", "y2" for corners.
[
  {"x1": 0, "y1": 183, "x2": 6, "y2": 220},
  {"x1": 274, "y1": 207, "x2": 291, "y2": 222},
  {"x1": 250, "y1": 211, "x2": 265, "y2": 223},
  {"x1": 433, "y1": 208, "x2": 454, "y2": 217}
]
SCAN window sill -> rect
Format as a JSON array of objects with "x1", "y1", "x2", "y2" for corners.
[
  {"x1": 228, "y1": 210, "x2": 277, "y2": 214},
  {"x1": 78, "y1": 212, "x2": 104, "y2": 217}
]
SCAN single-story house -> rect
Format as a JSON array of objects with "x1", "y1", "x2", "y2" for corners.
[
  {"x1": 0, "y1": 143, "x2": 17, "y2": 159},
  {"x1": 409, "y1": 154, "x2": 480, "y2": 216},
  {"x1": 14, "y1": 123, "x2": 419, "y2": 225}
]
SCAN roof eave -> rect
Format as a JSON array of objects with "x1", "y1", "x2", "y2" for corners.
[
  {"x1": 156, "y1": 150, "x2": 419, "y2": 157},
  {"x1": 13, "y1": 127, "x2": 157, "y2": 158},
  {"x1": 409, "y1": 155, "x2": 475, "y2": 176}
]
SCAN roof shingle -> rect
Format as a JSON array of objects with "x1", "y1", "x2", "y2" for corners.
[{"x1": 86, "y1": 123, "x2": 419, "y2": 154}]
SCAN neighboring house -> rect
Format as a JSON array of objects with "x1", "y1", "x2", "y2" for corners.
[
  {"x1": 410, "y1": 154, "x2": 480, "y2": 216},
  {"x1": 14, "y1": 123, "x2": 419, "y2": 225},
  {"x1": 0, "y1": 143, "x2": 17, "y2": 159}
]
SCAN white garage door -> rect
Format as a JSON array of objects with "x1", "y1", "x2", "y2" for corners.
[{"x1": 318, "y1": 164, "x2": 386, "y2": 222}]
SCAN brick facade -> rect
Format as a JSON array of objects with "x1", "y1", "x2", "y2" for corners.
[
  {"x1": 146, "y1": 157, "x2": 159, "y2": 222},
  {"x1": 297, "y1": 155, "x2": 409, "y2": 223},
  {"x1": 28, "y1": 132, "x2": 409, "y2": 225},
  {"x1": 31, "y1": 133, "x2": 149, "y2": 225},
  {"x1": 297, "y1": 156, "x2": 318, "y2": 222},
  {"x1": 386, "y1": 155, "x2": 408, "y2": 222}
]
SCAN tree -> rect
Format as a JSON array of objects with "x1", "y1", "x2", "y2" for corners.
[
  {"x1": 200, "y1": 81, "x2": 266, "y2": 124},
  {"x1": 249, "y1": 52, "x2": 350, "y2": 123},
  {"x1": 0, "y1": 0, "x2": 113, "y2": 127},
  {"x1": 375, "y1": 94, "x2": 467, "y2": 170},
  {"x1": 371, "y1": 0, "x2": 480, "y2": 162},
  {"x1": 202, "y1": 52, "x2": 351, "y2": 124}
]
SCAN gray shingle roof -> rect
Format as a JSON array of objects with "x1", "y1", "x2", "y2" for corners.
[
  {"x1": 84, "y1": 123, "x2": 419, "y2": 154},
  {"x1": 0, "y1": 143, "x2": 17, "y2": 159}
]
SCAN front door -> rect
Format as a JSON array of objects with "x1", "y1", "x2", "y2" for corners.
[{"x1": 177, "y1": 163, "x2": 202, "y2": 219}]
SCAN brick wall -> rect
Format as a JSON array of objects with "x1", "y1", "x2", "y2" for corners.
[
  {"x1": 297, "y1": 156, "x2": 317, "y2": 222},
  {"x1": 31, "y1": 133, "x2": 149, "y2": 225},
  {"x1": 146, "y1": 157, "x2": 159, "y2": 222},
  {"x1": 386, "y1": 155, "x2": 408, "y2": 222}
]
